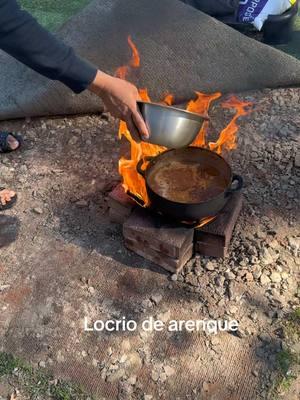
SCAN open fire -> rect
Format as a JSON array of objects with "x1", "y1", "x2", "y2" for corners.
[{"x1": 116, "y1": 36, "x2": 252, "y2": 207}]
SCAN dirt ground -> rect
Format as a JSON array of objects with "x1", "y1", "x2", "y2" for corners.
[{"x1": 0, "y1": 88, "x2": 299, "y2": 400}]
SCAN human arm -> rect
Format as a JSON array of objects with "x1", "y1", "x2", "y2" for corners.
[{"x1": 0, "y1": 0, "x2": 148, "y2": 140}]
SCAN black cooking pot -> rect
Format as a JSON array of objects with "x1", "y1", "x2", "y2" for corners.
[{"x1": 136, "y1": 147, "x2": 243, "y2": 222}]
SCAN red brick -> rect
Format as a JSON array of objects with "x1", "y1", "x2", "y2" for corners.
[
  {"x1": 123, "y1": 207, "x2": 194, "y2": 259},
  {"x1": 109, "y1": 207, "x2": 131, "y2": 225},
  {"x1": 108, "y1": 183, "x2": 135, "y2": 209},
  {"x1": 195, "y1": 242, "x2": 227, "y2": 258},
  {"x1": 108, "y1": 183, "x2": 136, "y2": 223},
  {"x1": 195, "y1": 192, "x2": 242, "y2": 258},
  {"x1": 124, "y1": 237, "x2": 193, "y2": 273}
]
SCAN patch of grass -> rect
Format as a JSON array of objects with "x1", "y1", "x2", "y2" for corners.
[
  {"x1": 284, "y1": 307, "x2": 300, "y2": 341},
  {"x1": 268, "y1": 309, "x2": 300, "y2": 399},
  {"x1": 19, "y1": 0, "x2": 92, "y2": 30},
  {"x1": 276, "y1": 349, "x2": 296, "y2": 375},
  {"x1": 268, "y1": 349, "x2": 299, "y2": 399},
  {"x1": 50, "y1": 381, "x2": 88, "y2": 400},
  {"x1": 289, "y1": 307, "x2": 300, "y2": 322},
  {"x1": 278, "y1": 375, "x2": 296, "y2": 392},
  {"x1": 0, "y1": 352, "x2": 93, "y2": 400},
  {"x1": 0, "y1": 352, "x2": 21, "y2": 376}
]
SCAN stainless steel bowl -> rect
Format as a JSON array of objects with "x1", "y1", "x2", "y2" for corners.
[{"x1": 137, "y1": 101, "x2": 207, "y2": 149}]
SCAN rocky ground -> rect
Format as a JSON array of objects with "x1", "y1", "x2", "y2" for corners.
[{"x1": 0, "y1": 88, "x2": 299, "y2": 400}]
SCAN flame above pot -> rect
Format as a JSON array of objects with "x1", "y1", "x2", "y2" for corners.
[{"x1": 116, "y1": 36, "x2": 253, "y2": 207}]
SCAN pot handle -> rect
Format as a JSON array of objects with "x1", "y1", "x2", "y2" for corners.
[
  {"x1": 136, "y1": 157, "x2": 153, "y2": 178},
  {"x1": 226, "y1": 174, "x2": 243, "y2": 197}
]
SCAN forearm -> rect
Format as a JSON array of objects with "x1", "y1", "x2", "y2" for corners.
[{"x1": 0, "y1": 0, "x2": 97, "y2": 93}]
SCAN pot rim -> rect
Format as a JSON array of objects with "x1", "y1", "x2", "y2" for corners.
[{"x1": 143, "y1": 147, "x2": 235, "y2": 206}]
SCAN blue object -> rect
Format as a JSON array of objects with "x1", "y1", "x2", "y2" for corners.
[{"x1": 238, "y1": 0, "x2": 269, "y2": 24}]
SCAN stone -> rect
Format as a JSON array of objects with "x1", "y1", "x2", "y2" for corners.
[
  {"x1": 107, "y1": 347, "x2": 113, "y2": 356},
  {"x1": 258, "y1": 333, "x2": 271, "y2": 343},
  {"x1": 185, "y1": 273, "x2": 199, "y2": 287},
  {"x1": 260, "y1": 248, "x2": 274, "y2": 266},
  {"x1": 0, "y1": 284, "x2": 10, "y2": 292},
  {"x1": 281, "y1": 272, "x2": 289, "y2": 280},
  {"x1": 269, "y1": 240, "x2": 280, "y2": 250},
  {"x1": 39, "y1": 360, "x2": 46, "y2": 368},
  {"x1": 270, "y1": 272, "x2": 281, "y2": 283},
  {"x1": 120, "y1": 340, "x2": 131, "y2": 353},
  {"x1": 56, "y1": 351, "x2": 64, "y2": 363},
  {"x1": 224, "y1": 270, "x2": 235, "y2": 280},
  {"x1": 205, "y1": 262, "x2": 216, "y2": 271},
  {"x1": 150, "y1": 294, "x2": 163, "y2": 305},
  {"x1": 294, "y1": 151, "x2": 300, "y2": 168},
  {"x1": 255, "y1": 228, "x2": 267, "y2": 240},
  {"x1": 160, "y1": 372, "x2": 167, "y2": 383},
  {"x1": 250, "y1": 311, "x2": 258, "y2": 321},
  {"x1": 215, "y1": 275, "x2": 225, "y2": 287},
  {"x1": 288, "y1": 237, "x2": 299, "y2": 251},
  {"x1": 171, "y1": 274, "x2": 178, "y2": 281},
  {"x1": 88, "y1": 286, "x2": 95, "y2": 294},
  {"x1": 119, "y1": 354, "x2": 127, "y2": 363},
  {"x1": 245, "y1": 272, "x2": 254, "y2": 282},
  {"x1": 75, "y1": 199, "x2": 89, "y2": 207},
  {"x1": 127, "y1": 375, "x2": 137, "y2": 385},
  {"x1": 151, "y1": 370, "x2": 160, "y2": 382},
  {"x1": 107, "y1": 368, "x2": 125, "y2": 383},
  {"x1": 228, "y1": 281, "x2": 245, "y2": 301},
  {"x1": 32, "y1": 207, "x2": 43, "y2": 215},
  {"x1": 164, "y1": 365, "x2": 175, "y2": 376},
  {"x1": 156, "y1": 310, "x2": 171, "y2": 323},
  {"x1": 142, "y1": 299, "x2": 152, "y2": 309},
  {"x1": 260, "y1": 274, "x2": 271, "y2": 286},
  {"x1": 126, "y1": 352, "x2": 142, "y2": 370},
  {"x1": 252, "y1": 265, "x2": 262, "y2": 279},
  {"x1": 92, "y1": 358, "x2": 98, "y2": 367},
  {"x1": 229, "y1": 305, "x2": 238, "y2": 315}
]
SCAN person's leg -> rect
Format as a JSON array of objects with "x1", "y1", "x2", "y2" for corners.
[
  {"x1": 181, "y1": 0, "x2": 239, "y2": 16},
  {"x1": 0, "y1": 132, "x2": 21, "y2": 211},
  {"x1": 0, "y1": 132, "x2": 21, "y2": 152},
  {"x1": 5, "y1": 134, "x2": 19, "y2": 150},
  {"x1": 0, "y1": 188, "x2": 16, "y2": 210}
]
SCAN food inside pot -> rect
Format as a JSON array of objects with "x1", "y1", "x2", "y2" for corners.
[{"x1": 148, "y1": 160, "x2": 228, "y2": 203}]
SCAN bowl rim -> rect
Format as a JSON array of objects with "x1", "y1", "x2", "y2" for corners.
[{"x1": 137, "y1": 100, "x2": 209, "y2": 122}]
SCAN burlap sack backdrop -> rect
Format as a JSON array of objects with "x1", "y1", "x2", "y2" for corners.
[{"x1": 1, "y1": 0, "x2": 300, "y2": 120}]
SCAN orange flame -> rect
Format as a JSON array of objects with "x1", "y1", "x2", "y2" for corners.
[
  {"x1": 191, "y1": 120, "x2": 209, "y2": 148},
  {"x1": 188, "y1": 91, "x2": 222, "y2": 148},
  {"x1": 128, "y1": 36, "x2": 140, "y2": 68},
  {"x1": 209, "y1": 96, "x2": 252, "y2": 154},
  {"x1": 187, "y1": 91, "x2": 221, "y2": 118},
  {"x1": 161, "y1": 93, "x2": 174, "y2": 106},
  {"x1": 196, "y1": 215, "x2": 217, "y2": 228},
  {"x1": 138, "y1": 88, "x2": 151, "y2": 102},
  {"x1": 116, "y1": 37, "x2": 253, "y2": 207},
  {"x1": 115, "y1": 35, "x2": 140, "y2": 79},
  {"x1": 118, "y1": 114, "x2": 166, "y2": 204}
]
